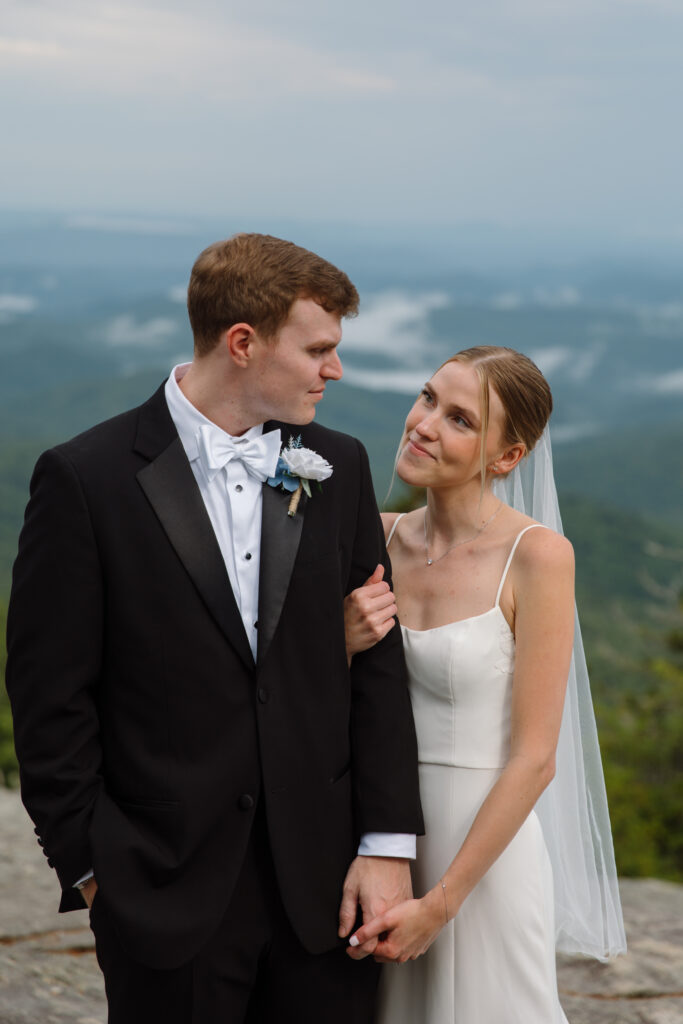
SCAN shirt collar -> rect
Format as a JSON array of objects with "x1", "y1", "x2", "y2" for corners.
[{"x1": 164, "y1": 362, "x2": 265, "y2": 462}]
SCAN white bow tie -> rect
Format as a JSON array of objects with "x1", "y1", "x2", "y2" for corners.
[{"x1": 196, "y1": 424, "x2": 282, "y2": 483}]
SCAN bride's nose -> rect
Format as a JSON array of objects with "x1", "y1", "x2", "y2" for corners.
[{"x1": 415, "y1": 412, "x2": 439, "y2": 438}]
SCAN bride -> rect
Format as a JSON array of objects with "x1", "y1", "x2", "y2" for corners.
[{"x1": 344, "y1": 346, "x2": 625, "y2": 1023}]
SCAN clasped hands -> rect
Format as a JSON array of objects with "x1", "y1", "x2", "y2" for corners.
[{"x1": 338, "y1": 856, "x2": 446, "y2": 965}]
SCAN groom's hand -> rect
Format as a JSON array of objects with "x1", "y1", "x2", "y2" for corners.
[
  {"x1": 79, "y1": 877, "x2": 98, "y2": 909},
  {"x1": 338, "y1": 856, "x2": 412, "y2": 959}
]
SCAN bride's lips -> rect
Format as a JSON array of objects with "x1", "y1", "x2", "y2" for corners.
[{"x1": 406, "y1": 438, "x2": 434, "y2": 458}]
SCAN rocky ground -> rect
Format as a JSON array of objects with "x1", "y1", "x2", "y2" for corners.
[{"x1": 1, "y1": 787, "x2": 681, "y2": 1023}]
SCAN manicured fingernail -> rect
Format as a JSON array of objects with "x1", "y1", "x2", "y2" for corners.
[{"x1": 349, "y1": 935, "x2": 359, "y2": 947}]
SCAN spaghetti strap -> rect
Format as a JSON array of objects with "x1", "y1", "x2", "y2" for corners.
[
  {"x1": 494, "y1": 524, "x2": 546, "y2": 607},
  {"x1": 385, "y1": 513, "x2": 405, "y2": 549}
]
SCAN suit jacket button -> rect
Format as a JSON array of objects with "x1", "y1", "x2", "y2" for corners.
[
  {"x1": 238, "y1": 794, "x2": 254, "y2": 811},
  {"x1": 257, "y1": 688, "x2": 269, "y2": 704}
]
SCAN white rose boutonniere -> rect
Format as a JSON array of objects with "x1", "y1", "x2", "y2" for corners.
[{"x1": 267, "y1": 435, "x2": 333, "y2": 517}]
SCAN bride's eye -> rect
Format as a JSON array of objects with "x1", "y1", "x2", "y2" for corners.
[
  {"x1": 420, "y1": 389, "x2": 433, "y2": 403},
  {"x1": 452, "y1": 414, "x2": 470, "y2": 428}
]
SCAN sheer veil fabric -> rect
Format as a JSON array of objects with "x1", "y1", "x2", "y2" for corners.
[{"x1": 493, "y1": 426, "x2": 627, "y2": 959}]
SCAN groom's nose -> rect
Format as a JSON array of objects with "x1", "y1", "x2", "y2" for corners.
[{"x1": 322, "y1": 349, "x2": 343, "y2": 381}]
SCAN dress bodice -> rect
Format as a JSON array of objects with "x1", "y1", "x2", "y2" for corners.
[
  {"x1": 402, "y1": 607, "x2": 516, "y2": 768},
  {"x1": 387, "y1": 518, "x2": 543, "y2": 770}
]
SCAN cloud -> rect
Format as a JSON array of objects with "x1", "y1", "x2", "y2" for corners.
[
  {"x1": 339, "y1": 291, "x2": 451, "y2": 391},
  {"x1": 636, "y1": 368, "x2": 683, "y2": 394},
  {"x1": 101, "y1": 315, "x2": 178, "y2": 347},
  {"x1": 1, "y1": 2, "x2": 400, "y2": 101},
  {"x1": 568, "y1": 342, "x2": 606, "y2": 382},
  {"x1": 529, "y1": 341, "x2": 607, "y2": 386},
  {"x1": 341, "y1": 368, "x2": 427, "y2": 394},
  {"x1": 491, "y1": 287, "x2": 582, "y2": 311},
  {"x1": 491, "y1": 292, "x2": 523, "y2": 311},
  {"x1": 527, "y1": 346, "x2": 572, "y2": 376},
  {"x1": 342, "y1": 291, "x2": 449, "y2": 359},
  {"x1": 168, "y1": 285, "x2": 188, "y2": 304},
  {"x1": 0, "y1": 293, "x2": 37, "y2": 314},
  {"x1": 532, "y1": 286, "x2": 581, "y2": 308},
  {"x1": 0, "y1": 36, "x2": 65, "y2": 58},
  {"x1": 551, "y1": 422, "x2": 601, "y2": 443},
  {"x1": 637, "y1": 302, "x2": 683, "y2": 338},
  {"x1": 331, "y1": 69, "x2": 396, "y2": 93}
]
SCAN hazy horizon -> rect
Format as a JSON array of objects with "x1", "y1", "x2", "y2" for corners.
[{"x1": 2, "y1": 0, "x2": 682, "y2": 237}]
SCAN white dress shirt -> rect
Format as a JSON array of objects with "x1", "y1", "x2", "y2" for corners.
[{"x1": 165, "y1": 365, "x2": 271, "y2": 659}]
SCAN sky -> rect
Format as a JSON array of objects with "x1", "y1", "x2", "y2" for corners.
[{"x1": 1, "y1": 0, "x2": 683, "y2": 236}]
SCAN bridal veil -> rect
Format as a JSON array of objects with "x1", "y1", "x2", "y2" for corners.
[{"x1": 493, "y1": 426, "x2": 627, "y2": 959}]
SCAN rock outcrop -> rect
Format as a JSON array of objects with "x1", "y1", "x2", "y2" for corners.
[{"x1": 1, "y1": 787, "x2": 681, "y2": 1023}]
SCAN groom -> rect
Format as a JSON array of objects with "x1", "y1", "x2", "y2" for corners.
[{"x1": 6, "y1": 233, "x2": 423, "y2": 1023}]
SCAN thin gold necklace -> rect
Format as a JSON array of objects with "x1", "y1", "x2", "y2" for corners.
[{"x1": 424, "y1": 501, "x2": 503, "y2": 566}]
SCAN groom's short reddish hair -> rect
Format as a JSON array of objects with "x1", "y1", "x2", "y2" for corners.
[{"x1": 188, "y1": 233, "x2": 359, "y2": 356}]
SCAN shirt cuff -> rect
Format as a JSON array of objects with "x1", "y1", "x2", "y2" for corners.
[
  {"x1": 357, "y1": 832, "x2": 416, "y2": 859},
  {"x1": 73, "y1": 869, "x2": 94, "y2": 889}
]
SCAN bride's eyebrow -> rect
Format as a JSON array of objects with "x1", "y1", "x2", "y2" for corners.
[{"x1": 425, "y1": 382, "x2": 480, "y2": 428}]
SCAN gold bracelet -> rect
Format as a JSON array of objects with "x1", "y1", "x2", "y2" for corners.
[{"x1": 440, "y1": 880, "x2": 449, "y2": 924}]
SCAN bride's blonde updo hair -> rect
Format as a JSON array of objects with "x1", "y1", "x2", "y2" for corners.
[{"x1": 440, "y1": 346, "x2": 553, "y2": 479}]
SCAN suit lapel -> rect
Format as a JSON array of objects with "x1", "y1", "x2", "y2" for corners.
[
  {"x1": 257, "y1": 427, "x2": 307, "y2": 665},
  {"x1": 135, "y1": 389, "x2": 254, "y2": 672}
]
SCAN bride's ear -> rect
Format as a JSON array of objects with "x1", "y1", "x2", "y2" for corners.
[{"x1": 488, "y1": 443, "x2": 526, "y2": 476}]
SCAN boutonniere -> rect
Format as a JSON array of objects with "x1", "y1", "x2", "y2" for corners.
[{"x1": 267, "y1": 435, "x2": 333, "y2": 517}]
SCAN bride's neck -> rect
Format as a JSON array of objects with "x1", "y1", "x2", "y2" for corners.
[{"x1": 425, "y1": 482, "x2": 500, "y2": 543}]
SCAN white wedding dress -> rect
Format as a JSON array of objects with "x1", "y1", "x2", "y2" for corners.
[{"x1": 377, "y1": 521, "x2": 568, "y2": 1024}]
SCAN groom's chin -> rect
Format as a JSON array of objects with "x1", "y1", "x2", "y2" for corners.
[{"x1": 289, "y1": 406, "x2": 318, "y2": 426}]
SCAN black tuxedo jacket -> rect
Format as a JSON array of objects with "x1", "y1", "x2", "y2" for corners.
[{"x1": 7, "y1": 385, "x2": 423, "y2": 970}]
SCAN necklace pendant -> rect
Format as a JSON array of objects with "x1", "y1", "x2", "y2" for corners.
[{"x1": 426, "y1": 558, "x2": 433, "y2": 566}]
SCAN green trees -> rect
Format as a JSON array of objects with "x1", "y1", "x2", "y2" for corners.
[
  {"x1": 0, "y1": 487, "x2": 681, "y2": 879},
  {"x1": 597, "y1": 598, "x2": 683, "y2": 880}
]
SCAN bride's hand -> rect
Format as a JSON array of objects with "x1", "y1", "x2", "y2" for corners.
[
  {"x1": 344, "y1": 565, "x2": 398, "y2": 660},
  {"x1": 347, "y1": 888, "x2": 446, "y2": 964}
]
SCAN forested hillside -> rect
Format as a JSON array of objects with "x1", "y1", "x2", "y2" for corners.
[
  {"x1": 1, "y1": 438, "x2": 681, "y2": 880},
  {"x1": 1, "y1": 218, "x2": 681, "y2": 882}
]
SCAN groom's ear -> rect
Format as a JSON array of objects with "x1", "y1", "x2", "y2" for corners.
[{"x1": 225, "y1": 323, "x2": 257, "y2": 368}]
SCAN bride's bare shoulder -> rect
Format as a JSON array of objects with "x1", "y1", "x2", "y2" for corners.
[
  {"x1": 380, "y1": 511, "x2": 402, "y2": 542},
  {"x1": 514, "y1": 523, "x2": 574, "y2": 575},
  {"x1": 380, "y1": 508, "x2": 423, "y2": 543}
]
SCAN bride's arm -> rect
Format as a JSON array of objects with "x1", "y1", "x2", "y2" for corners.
[{"x1": 348, "y1": 528, "x2": 575, "y2": 963}]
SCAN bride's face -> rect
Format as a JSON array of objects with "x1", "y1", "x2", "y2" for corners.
[{"x1": 397, "y1": 361, "x2": 506, "y2": 489}]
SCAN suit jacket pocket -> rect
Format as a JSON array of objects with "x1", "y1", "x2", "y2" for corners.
[{"x1": 115, "y1": 797, "x2": 183, "y2": 870}]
